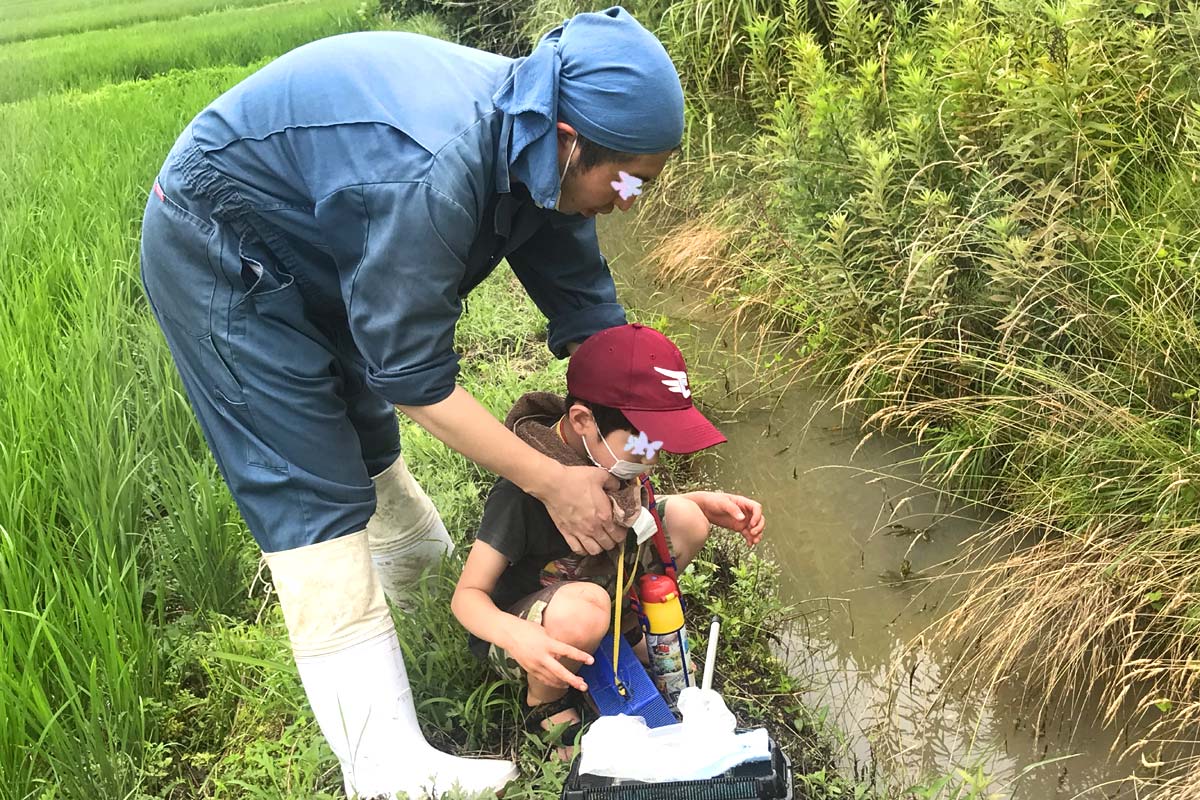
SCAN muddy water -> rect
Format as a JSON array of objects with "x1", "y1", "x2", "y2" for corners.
[{"x1": 597, "y1": 215, "x2": 1142, "y2": 798}]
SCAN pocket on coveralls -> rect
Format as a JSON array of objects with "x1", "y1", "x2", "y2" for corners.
[
  {"x1": 202, "y1": 330, "x2": 289, "y2": 473},
  {"x1": 219, "y1": 236, "x2": 302, "y2": 474},
  {"x1": 141, "y1": 180, "x2": 217, "y2": 338},
  {"x1": 235, "y1": 234, "x2": 296, "y2": 305}
]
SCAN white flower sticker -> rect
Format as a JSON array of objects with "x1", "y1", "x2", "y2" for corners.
[
  {"x1": 624, "y1": 431, "x2": 664, "y2": 459},
  {"x1": 610, "y1": 170, "x2": 644, "y2": 201}
]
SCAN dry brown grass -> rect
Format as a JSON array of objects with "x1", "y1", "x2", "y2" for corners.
[
  {"x1": 650, "y1": 218, "x2": 735, "y2": 289},
  {"x1": 929, "y1": 521, "x2": 1200, "y2": 795}
]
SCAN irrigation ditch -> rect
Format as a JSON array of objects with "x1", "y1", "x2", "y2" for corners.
[{"x1": 602, "y1": 212, "x2": 1172, "y2": 799}]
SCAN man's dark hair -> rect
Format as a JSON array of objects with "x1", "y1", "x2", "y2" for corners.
[
  {"x1": 576, "y1": 135, "x2": 635, "y2": 170},
  {"x1": 564, "y1": 394, "x2": 638, "y2": 437}
]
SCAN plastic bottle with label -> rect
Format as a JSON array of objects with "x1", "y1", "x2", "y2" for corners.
[{"x1": 637, "y1": 573, "x2": 695, "y2": 706}]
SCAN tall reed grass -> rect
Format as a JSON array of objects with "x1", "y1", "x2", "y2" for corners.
[{"x1": 638, "y1": 0, "x2": 1200, "y2": 792}]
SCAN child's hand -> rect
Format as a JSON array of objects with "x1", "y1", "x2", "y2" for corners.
[
  {"x1": 694, "y1": 491, "x2": 765, "y2": 546},
  {"x1": 506, "y1": 619, "x2": 594, "y2": 692}
]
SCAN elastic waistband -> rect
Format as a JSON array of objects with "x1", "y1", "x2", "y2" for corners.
[{"x1": 165, "y1": 128, "x2": 252, "y2": 224}]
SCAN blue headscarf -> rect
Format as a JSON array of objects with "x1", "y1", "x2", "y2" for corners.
[{"x1": 493, "y1": 6, "x2": 684, "y2": 209}]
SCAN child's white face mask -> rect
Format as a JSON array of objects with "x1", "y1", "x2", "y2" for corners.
[{"x1": 582, "y1": 430, "x2": 653, "y2": 481}]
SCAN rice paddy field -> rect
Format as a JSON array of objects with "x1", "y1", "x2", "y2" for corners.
[
  {"x1": 0, "y1": 2, "x2": 522, "y2": 797},
  {"x1": 2, "y1": 0, "x2": 284, "y2": 44},
  {"x1": 0, "y1": 3, "x2": 854, "y2": 798},
  {"x1": 0, "y1": 0, "x2": 374, "y2": 103}
]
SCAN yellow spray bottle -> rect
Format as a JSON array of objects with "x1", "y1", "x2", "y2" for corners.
[{"x1": 637, "y1": 573, "x2": 695, "y2": 706}]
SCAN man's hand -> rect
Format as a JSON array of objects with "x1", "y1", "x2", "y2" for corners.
[
  {"x1": 690, "y1": 491, "x2": 765, "y2": 546},
  {"x1": 399, "y1": 388, "x2": 619, "y2": 553},
  {"x1": 540, "y1": 465, "x2": 623, "y2": 555},
  {"x1": 505, "y1": 618, "x2": 593, "y2": 692}
]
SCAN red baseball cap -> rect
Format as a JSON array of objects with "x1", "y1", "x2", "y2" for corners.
[{"x1": 566, "y1": 324, "x2": 726, "y2": 454}]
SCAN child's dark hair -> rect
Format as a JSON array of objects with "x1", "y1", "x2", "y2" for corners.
[{"x1": 565, "y1": 394, "x2": 638, "y2": 437}]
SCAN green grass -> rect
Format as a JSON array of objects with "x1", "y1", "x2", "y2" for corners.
[
  {"x1": 0, "y1": 0, "x2": 287, "y2": 45},
  {"x1": 0, "y1": 61, "x2": 262, "y2": 799},
  {"x1": 0, "y1": 0, "x2": 367, "y2": 104}
]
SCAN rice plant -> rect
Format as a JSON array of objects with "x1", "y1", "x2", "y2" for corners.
[
  {"x1": 0, "y1": 59, "x2": 274, "y2": 798},
  {"x1": 0, "y1": 0, "x2": 285, "y2": 45},
  {"x1": 0, "y1": 0, "x2": 367, "y2": 104}
]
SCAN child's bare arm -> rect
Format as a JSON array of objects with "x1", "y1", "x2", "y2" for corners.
[
  {"x1": 451, "y1": 539, "x2": 514, "y2": 642},
  {"x1": 451, "y1": 541, "x2": 594, "y2": 690},
  {"x1": 663, "y1": 491, "x2": 765, "y2": 545}
]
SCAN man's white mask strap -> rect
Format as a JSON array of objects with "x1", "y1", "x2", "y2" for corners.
[{"x1": 555, "y1": 134, "x2": 579, "y2": 209}]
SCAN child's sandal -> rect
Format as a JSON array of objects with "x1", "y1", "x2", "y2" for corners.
[{"x1": 525, "y1": 691, "x2": 586, "y2": 745}]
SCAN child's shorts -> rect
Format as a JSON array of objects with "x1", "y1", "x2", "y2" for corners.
[{"x1": 485, "y1": 500, "x2": 674, "y2": 683}]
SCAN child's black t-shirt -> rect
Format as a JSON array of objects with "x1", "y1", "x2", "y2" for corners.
[
  {"x1": 474, "y1": 477, "x2": 575, "y2": 614},
  {"x1": 467, "y1": 476, "x2": 647, "y2": 660}
]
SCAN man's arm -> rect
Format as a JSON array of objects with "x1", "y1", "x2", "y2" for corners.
[
  {"x1": 399, "y1": 388, "x2": 621, "y2": 554},
  {"x1": 316, "y1": 182, "x2": 620, "y2": 553},
  {"x1": 506, "y1": 215, "x2": 627, "y2": 358}
]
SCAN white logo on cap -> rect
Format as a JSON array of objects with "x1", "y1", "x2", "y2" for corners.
[{"x1": 654, "y1": 366, "x2": 691, "y2": 398}]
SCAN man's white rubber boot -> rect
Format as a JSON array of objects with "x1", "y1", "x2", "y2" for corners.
[
  {"x1": 367, "y1": 455, "x2": 454, "y2": 610},
  {"x1": 264, "y1": 532, "x2": 518, "y2": 799}
]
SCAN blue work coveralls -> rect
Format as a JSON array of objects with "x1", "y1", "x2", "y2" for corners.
[{"x1": 140, "y1": 32, "x2": 627, "y2": 553}]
